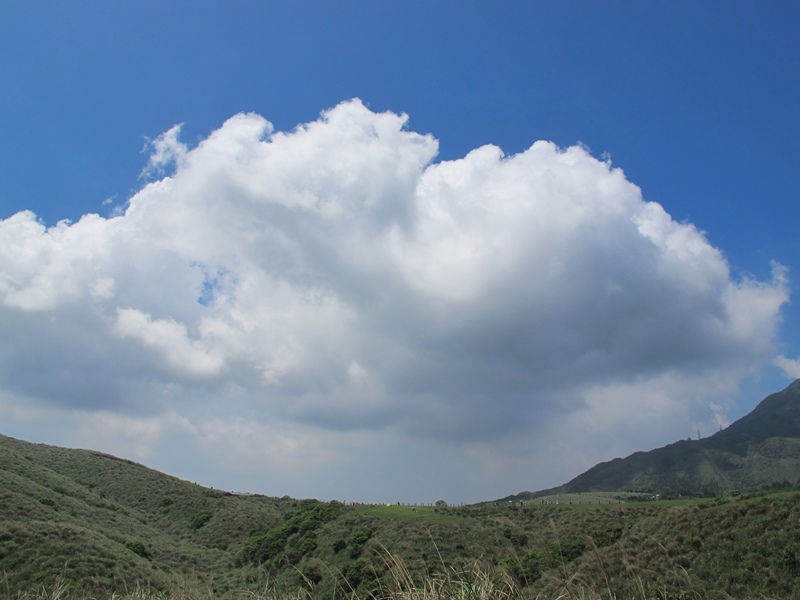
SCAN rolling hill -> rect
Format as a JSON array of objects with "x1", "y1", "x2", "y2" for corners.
[
  {"x1": 3, "y1": 384, "x2": 800, "y2": 599},
  {"x1": 0, "y1": 433, "x2": 288, "y2": 594}
]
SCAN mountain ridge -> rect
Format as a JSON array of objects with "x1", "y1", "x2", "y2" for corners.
[{"x1": 503, "y1": 379, "x2": 800, "y2": 500}]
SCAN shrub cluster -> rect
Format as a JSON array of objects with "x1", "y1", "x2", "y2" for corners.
[{"x1": 240, "y1": 499, "x2": 343, "y2": 566}]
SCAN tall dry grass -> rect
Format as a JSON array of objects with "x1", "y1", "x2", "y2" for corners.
[{"x1": 0, "y1": 556, "x2": 740, "y2": 600}]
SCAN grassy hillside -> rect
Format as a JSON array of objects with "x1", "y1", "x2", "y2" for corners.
[
  {"x1": 0, "y1": 433, "x2": 287, "y2": 595},
  {"x1": 4, "y1": 432, "x2": 800, "y2": 599}
]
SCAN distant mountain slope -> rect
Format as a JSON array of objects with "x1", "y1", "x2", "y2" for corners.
[{"x1": 509, "y1": 379, "x2": 800, "y2": 499}]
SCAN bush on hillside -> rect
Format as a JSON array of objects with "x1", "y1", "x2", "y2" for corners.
[{"x1": 124, "y1": 540, "x2": 151, "y2": 559}]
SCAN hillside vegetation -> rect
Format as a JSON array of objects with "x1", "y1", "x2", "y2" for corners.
[{"x1": 3, "y1": 432, "x2": 800, "y2": 599}]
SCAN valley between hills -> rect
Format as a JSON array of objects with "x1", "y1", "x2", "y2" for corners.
[{"x1": 2, "y1": 380, "x2": 800, "y2": 599}]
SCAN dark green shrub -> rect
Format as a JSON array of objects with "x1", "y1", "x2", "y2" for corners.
[
  {"x1": 125, "y1": 540, "x2": 151, "y2": 559},
  {"x1": 284, "y1": 499, "x2": 342, "y2": 535},
  {"x1": 549, "y1": 537, "x2": 585, "y2": 565},
  {"x1": 782, "y1": 544, "x2": 797, "y2": 568},
  {"x1": 348, "y1": 528, "x2": 373, "y2": 558},
  {"x1": 241, "y1": 525, "x2": 289, "y2": 565},
  {"x1": 503, "y1": 528, "x2": 527, "y2": 547},
  {"x1": 285, "y1": 533, "x2": 319, "y2": 563},
  {"x1": 343, "y1": 556, "x2": 384, "y2": 593},
  {"x1": 190, "y1": 511, "x2": 212, "y2": 529},
  {"x1": 502, "y1": 550, "x2": 547, "y2": 585},
  {"x1": 301, "y1": 559, "x2": 324, "y2": 584},
  {"x1": 592, "y1": 524, "x2": 624, "y2": 547},
  {"x1": 39, "y1": 497, "x2": 58, "y2": 510},
  {"x1": 240, "y1": 499, "x2": 343, "y2": 566}
]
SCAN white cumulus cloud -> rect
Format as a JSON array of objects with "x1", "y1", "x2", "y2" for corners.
[{"x1": 0, "y1": 99, "x2": 790, "y2": 502}]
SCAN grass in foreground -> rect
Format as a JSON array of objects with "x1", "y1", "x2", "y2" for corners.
[{"x1": 1, "y1": 553, "x2": 739, "y2": 600}]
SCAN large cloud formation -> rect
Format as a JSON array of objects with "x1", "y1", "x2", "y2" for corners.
[{"x1": 0, "y1": 100, "x2": 790, "y2": 501}]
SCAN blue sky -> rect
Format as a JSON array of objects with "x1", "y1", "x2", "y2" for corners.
[{"x1": 1, "y1": 2, "x2": 798, "y2": 503}]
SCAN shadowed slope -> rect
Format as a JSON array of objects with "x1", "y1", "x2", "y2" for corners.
[{"x1": 512, "y1": 379, "x2": 800, "y2": 498}]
